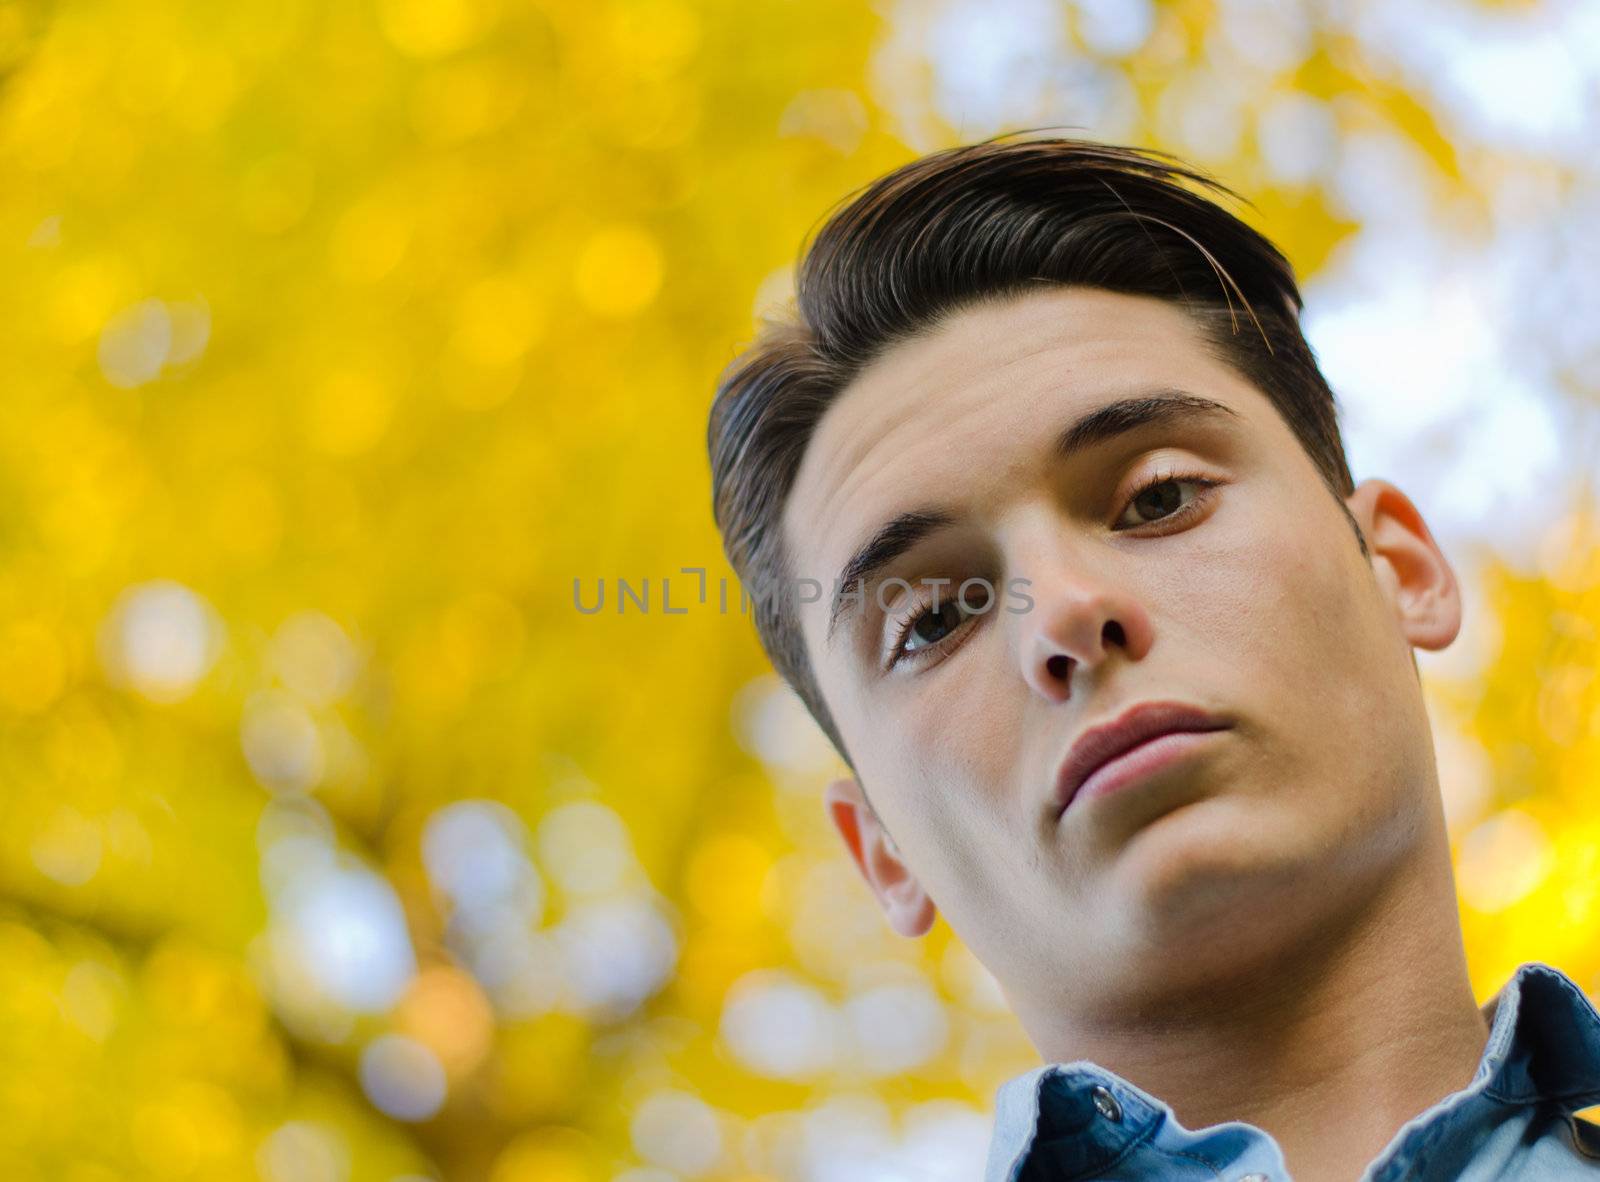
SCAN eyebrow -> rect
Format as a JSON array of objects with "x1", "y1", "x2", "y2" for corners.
[{"x1": 823, "y1": 388, "x2": 1242, "y2": 646}]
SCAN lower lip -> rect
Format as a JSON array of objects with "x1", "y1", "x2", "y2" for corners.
[{"x1": 1066, "y1": 728, "x2": 1228, "y2": 812}]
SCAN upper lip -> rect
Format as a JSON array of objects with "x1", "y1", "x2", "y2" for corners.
[{"x1": 1053, "y1": 700, "x2": 1231, "y2": 817}]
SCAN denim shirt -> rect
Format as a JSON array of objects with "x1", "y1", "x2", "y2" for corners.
[{"x1": 984, "y1": 963, "x2": 1600, "y2": 1181}]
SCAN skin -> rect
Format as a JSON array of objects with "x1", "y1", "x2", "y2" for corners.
[{"x1": 780, "y1": 286, "x2": 1488, "y2": 1182}]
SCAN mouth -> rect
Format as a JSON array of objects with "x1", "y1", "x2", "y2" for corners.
[{"x1": 1054, "y1": 701, "x2": 1232, "y2": 819}]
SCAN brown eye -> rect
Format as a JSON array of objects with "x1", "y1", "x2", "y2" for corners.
[
  {"x1": 906, "y1": 599, "x2": 962, "y2": 651},
  {"x1": 1114, "y1": 473, "x2": 1218, "y2": 531},
  {"x1": 890, "y1": 580, "x2": 993, "y2": 666},
  {"x1": 1131, "y1": 478, "x2": 1184, "y2": 522}
]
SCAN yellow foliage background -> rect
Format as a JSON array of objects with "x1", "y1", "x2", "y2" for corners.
[{"x1": 0, "y1": 0, "x2": 1596, "y2": 1179}]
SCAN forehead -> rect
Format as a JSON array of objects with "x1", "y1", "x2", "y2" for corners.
[{"x1": 780, "y1": 286, "x2": 1268, "y2": 630}]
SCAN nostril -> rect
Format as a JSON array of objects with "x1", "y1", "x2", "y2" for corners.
[{"x1": 1045, "y1": 653, "x2": 1070, "y2": 681}]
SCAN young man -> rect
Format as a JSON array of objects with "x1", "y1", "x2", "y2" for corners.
[{"x1": 705, "y1": 135, "x2": 1600, "y2": 1181}]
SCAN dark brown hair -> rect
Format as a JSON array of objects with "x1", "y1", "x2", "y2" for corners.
[{"x1": 707, "y1": 132, "x2": 1363, "y2": 773}]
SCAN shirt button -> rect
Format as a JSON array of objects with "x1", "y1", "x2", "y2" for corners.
[
  {"x1": 1236, "y1": 1174, "x2": 1270, "y2": 1182},
  {"x1": 1089, "y1": 1085, "x2": 1122, "y2": 1122}
]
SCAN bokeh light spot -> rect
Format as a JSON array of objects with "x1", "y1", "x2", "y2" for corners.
[
  {"x1": 719, "y1": 969, "x2": 839, "y2": 1080},
  {"x1": 574, "y1": 225, "x2": 663, "y2": 319},
  {"x1": 629, "y1": 1089, "x2": 723, "y2": 1175},
  {"x1": 360, "y1": 1034, "x2": 449, "y2": 1121},
  {"x1": 241, "y1": 690, "x2": 326, "y2": 794},
  {"x1": 1458, "y1": 808, "x2": 1554, "y2": 913},
  {"x1": 98, "y1": 580, "x2": 221, "y2": 703},
  {"x1": 378, "y1": 0, "x2": 492, "y2": 59}
]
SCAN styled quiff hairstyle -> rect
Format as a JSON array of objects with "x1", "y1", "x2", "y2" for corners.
[{"x1": 708, "y1": 132, "x2": 1363, "y2": 773}]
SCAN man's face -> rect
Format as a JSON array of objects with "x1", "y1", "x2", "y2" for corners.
[{"x1": 781, "y1": 286, "x2": 1459, "y2": 1028}]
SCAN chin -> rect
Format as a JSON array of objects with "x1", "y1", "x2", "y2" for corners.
[{"x1": 1104, "y1": 796, "x2": 1316, "y2": 960}]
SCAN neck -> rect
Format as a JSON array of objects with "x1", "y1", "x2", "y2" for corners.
[{"x1": 1024, "y1": 824, "x2": 1487, "y2": 1182}]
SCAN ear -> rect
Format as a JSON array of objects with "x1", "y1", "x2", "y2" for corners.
[
  {"x1": 823, "y1": 776, "x2": 937, "y2": 938},
  {"x1": 1345, "y1": 478, "x2": 1462, "y2": 652}
]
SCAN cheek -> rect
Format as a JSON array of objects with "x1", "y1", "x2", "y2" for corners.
[
  {"x1": 1161, "y1": 494, "x2": 1381, "y2": 723},
  {"x1": 1271, "y1": 521, "x2": 1411, "y2": 727},
  {"x1": 859, "y1": 673, "x2": 1027, "y2": 904},
  {"x1": 1181, "y1": 495, "x2": 1423, "y2": 804}
]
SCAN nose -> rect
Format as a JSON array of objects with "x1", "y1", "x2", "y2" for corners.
[{"x1": 1011, "y1": 524, "x2": 1154, "y2": 703}]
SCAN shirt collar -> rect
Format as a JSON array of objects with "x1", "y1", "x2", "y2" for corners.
[
  {"x1": 984, "y1": 1062, "x2": 1167, "y2": 1182},
  {"x1": 985, "y1": 962, "x2": 1600, "y2": 1182},
  {"x1": 1471, "y1": 961, "x2": 1600, "y2": 1106}
]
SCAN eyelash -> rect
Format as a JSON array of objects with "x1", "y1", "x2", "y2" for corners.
[{"x1": 884, "y1": 468, "x2": 1221, "y2": 669}]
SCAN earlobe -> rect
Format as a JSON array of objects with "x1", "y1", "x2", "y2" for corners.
[
  {"x1": 822, "y1": 776, "x2": 938, "y2": 938},
  {"x1": 1346, "y1": 478, "x2": 1463, "y2": 652}
]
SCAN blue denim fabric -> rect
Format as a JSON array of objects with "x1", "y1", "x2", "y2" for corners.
[{"x1": 985, "y1": 963, "x2": 1600, "y2": 1181}]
